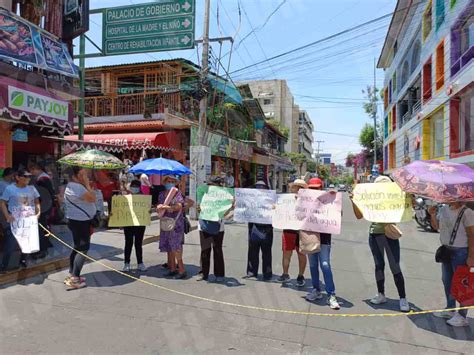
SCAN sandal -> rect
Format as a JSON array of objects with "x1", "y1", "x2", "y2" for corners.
[
  {"x1": 165, "y1": 270, "x2": 178, "y2": 277},
  {"x1": 65, "y1": 277, "x2": 86, "y2": 289},
  {"x1": 174, "y1": 272, "x2": 187, "y2": 280},
  {"x1": 64, "y1": 275, "x2": 86, "y2": 284}
]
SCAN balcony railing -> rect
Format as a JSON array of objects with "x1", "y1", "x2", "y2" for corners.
[
  {"x1": 77, "y1": 92, "x2": 182, "y2": 118},
  {"x1": 412, "y1": 100, "x2": 421, "y2": 114}
]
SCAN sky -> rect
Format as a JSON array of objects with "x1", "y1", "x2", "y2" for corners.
[{"x1": 77, "y1": 0, "x2": 397, "y2": 164}]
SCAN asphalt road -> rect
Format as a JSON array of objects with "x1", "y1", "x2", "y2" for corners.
[{"x1": 1, "y1": 194, "x2": 473, "y2": 354}]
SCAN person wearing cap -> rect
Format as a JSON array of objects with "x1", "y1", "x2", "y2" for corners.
[
  {"x1": 157, "y1": 175, "x2": 186, "y2": 279},
  {"x1": 350, "y1": 175, "x2": 410, "y2": 312},
  {"x1": 277, "y1": 179, "x2": 307, "y2": 287},
  {"x1": 244, "y1": 181, "x2": 274, "y2": 281},
  {"x1": 303, "y1": 177, "x2": 341, "y2": 309},
  {"x1": 0, "y1": 168, "x2": 41, "y2": 271}
]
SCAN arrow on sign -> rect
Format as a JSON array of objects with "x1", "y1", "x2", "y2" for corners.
[
  {"x1": 181, "y1": 35, "x2": 191, "y2": 45},
  {"x1": 182, "y1": 1, "x2": 191, "y2": 11},
  {"x1": 182, "y1": 18, "x2": 191, "y2": 28}
]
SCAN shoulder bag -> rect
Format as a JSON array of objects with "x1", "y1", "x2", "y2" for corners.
[
  {"x1": 435, "y1": 207, "x2": 467, "y2": 263},
  {"x1": 299, "y1": 230, "x2": 321, "y2": 255},
  {"x1": 199, "y1": 219, "x2": 221, "y2": 236},
  {"x1": 384, "y1": 224, "x2": 403, "y2": 240}
]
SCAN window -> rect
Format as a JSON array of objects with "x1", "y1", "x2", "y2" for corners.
[
  {"x1": 389, "y1": 141, "x2": 396, "y2": 170},
  {"x1": 460, "y1": 90, "x2": 474, "y2": 152},
  {"x1": 422, "y1": 57, "x2": 432, "y2": 102},
  {"x1": 263, "y1": 99, "x2": 273, "y2": 105},
  {"x1": 401, "y1": 61, "x2": 409, "y2": 88},
  {"x1": 388, "y1": 111, "x2": 392, "y2": 134},
  {"x1": 392, "y1": 106, "x2": 397, "y2": 131},
  {"x1": 384, "y1": 116, "x2": 389, "y2": 138},
  {"x1": 384, "y1": 87, "x2": 389, "y2": 110},
  {"x1": 431, "y1": 109, "x2": 444, "y2": 158},
  {"x1": 460, "y1": 15, "x2": 474, "y2": 55},
  {"x1": 411, "y1": 41, "x2": 421, "y2": 72},
  {"x1": 389, "y1": 80, "x2": 392, "y2": 103},
  {"x1": 392, "y1": 72, "x2": 397, "y2": 94},
  {"x1": 436, "y1": 0, "x2": 445, "y2": 29},
  {"x1": 423, "y1": 1, "x2": 433, "y2": 41},
  {"x1": 451, "y1": 6, "x2": 474, "y2": 76},
  {"x1": 435, "y1": 40, "x2": 445, "y2": 90},
  {"x1": 384, "y1": 146, "x2": 389, "y2": 171}
]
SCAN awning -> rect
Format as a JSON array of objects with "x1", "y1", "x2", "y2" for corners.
[
  {"x1": 66, "y1": 132, "x2": 179, "y2": 151},
  {"x1": 253, "y1": 153, "x2": 271, "y2": 166},
  {"x1": 43, "y1": 136, "x2": 123, "y2": 153}
]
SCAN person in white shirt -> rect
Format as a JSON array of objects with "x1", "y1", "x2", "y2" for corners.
[
  {"x1": 224, "y1": 171, "x2": 235, "y2": 188},
  {"x1": 429, "y1": 202, "x2": 474, "y2": 327}
]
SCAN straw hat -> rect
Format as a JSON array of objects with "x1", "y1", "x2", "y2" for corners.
[
  {"x1": 289, "y1": 179, "x2": 308, "y2": 189},
  {"x1": 162, "y1": 174, "x2": 180, "y2": 184},
  {"x1": 374, "y1": 176, "x2": 392, "y2": 183}
]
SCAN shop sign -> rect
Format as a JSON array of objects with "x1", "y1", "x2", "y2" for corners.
[
  {"x1": 0, "y1": 8, "x2": 78, "y2": 78},
  {"x1": 63, "y1": 0, "x2": 90, "y2": 40},
  {"x1": 8, "y1": 86, "x2": 69, "y2": 122},
  {"x1": 12, "y1": 128, "x2": 28, "y2": 142}
]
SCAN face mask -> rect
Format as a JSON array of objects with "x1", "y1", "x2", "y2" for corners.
[
  {"x1": 130, "y1": 187, "x2": 140, "y2": 194},
  {"x1": 165, "y1": 183, "x2": 175, "y2": 190}
]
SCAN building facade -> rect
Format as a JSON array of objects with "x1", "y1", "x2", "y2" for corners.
[
  {"x1": 378, "y1": 0, "x2": 474, "y2": 172},
  {"x1": 298, "y1": 110, "x2": 315, "y2": 159}
]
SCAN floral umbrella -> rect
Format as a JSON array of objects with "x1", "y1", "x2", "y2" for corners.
[
  {"x1": 58, "y1": 149, "x2": 126, "y2": 170},
  {"x1": 391, "y1": 160, "x2": 474, "y2": 203}
]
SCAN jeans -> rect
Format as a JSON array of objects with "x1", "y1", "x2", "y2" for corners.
[
  {"x1": 308, "y1": 244, "x2": 335, "y2": 296},
  {"x1": 68, "y1": 219, "x2": 92, "y2": 277},
  {"x1": 124, "y1": 226, "x2": 145, "y2": 264},
  {"x1": 442, "y1": 247, "x2": 468, "y2": 318},
  {"x1": 368, "y1": 234, "x2": 406, "y2": 298},
  {"x1": 247, "y1": 225, "x2": 273, "y2": 279},
  {"x1": 200, "y1": 231, "x2": 225, "y2": 278}
]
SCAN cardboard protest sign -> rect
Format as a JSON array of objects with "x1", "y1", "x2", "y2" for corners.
[
  {"x1": 234, "y1": 188, "x2": 277, "y2": 224},
  {"x1": 295, "y1": 189, "x2": 342, "y2": 234},
  {"x1": 272, "y1": 193, "x2": 303, "y2": 230},
  {"x1": 352, "y1": 182, "x2": 412, "y2": 223},
  {"x1": 108, "y1": 195, "x2": 152, "y2": 227},
  {"x1": 11, "y1": 215, "x2": 39, "y2": 254},
  {"x1": 198, "y1": 186, "x2": 234, "y2": 222}
]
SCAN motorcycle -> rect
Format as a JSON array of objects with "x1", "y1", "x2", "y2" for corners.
[{"x1": 413, "y1": 197, "x2": 440, "y2": 232}]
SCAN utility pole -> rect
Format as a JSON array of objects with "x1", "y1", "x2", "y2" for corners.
[
  {"x1": 373, "y1": 58, "x2": 377, "y2": 168},
  {"x1": 78, "y1": 34, "x2": 86, "y2": 140},
  {"x1": 198, "y1": 0, "x2": 211, "y2": 145},
  {"x1": 314, "y1": 140, "x2": 324, "y2": 170}
]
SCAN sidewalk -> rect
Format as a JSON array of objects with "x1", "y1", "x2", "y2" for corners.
[{"x1": 0, "y1": 219, "x2": 197, "y2": 287}]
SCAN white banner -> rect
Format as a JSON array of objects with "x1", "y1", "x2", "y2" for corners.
[
  {"x1": 11, "y1": 216, "x2": 40, "y2": 254},
  {"x1": 272, "y1": 193, "x2": 303, "y2": 230},
  {"x1": 233, "y1": 188, "x2": 277, "y2": 224}
]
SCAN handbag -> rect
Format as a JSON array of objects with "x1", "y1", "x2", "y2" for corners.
[
  {"x1": 451, "y1": 265, "x2": 474, "y2": 306},
  {"x1": 184, "y1": 216, "x2": 191, "y2": 234},
  {"x1": 199, "y1": 219, "x2": 221, "y2": 236},
  {"x1": 160, "y1": 211, "x2": 182, "y2": 232},
  {"x1": 384, "y1": 224, "x2": 403, "y2": 240},
  {"x1": 435, "y1": 207, "x2": 467, "y2": 263},
  {"x1": 299, "y1": 230, "x2": 321, "y2": 255},
  {"x1": 65, "y1": 196, "x2": 101, "y2": 228}
]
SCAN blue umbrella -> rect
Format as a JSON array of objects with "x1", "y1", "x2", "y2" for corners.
[{"x1": 129, "y1": 158, "x2": 192, "y2": 176}]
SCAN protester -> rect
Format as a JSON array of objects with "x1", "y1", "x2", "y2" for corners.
[
  {"x1": 30, "y1": 162, "x2": 54, "y2": 258},
  {"x1": 121, "y1": 180, "x2": 148, "y2": 272},
  {"x1": 0, "y1": 168, "x2": 14, "y2": 196},
  {"x1": 0, "y1": 169, "x2": 41, "y2": 271},
  {"x1": 224, "y1": 171, "x2": 235, "y2": 188},
  {"x1": 197, "y1": 176, "x2": 229, "y2": 282},
  {"x1": 303, "y1": 178, "x2": 340, "y2": 310},
  {"x1": 244, "y1": 181, "x2": 274, "y2": 281},
  {"x1": 140, "y1": 173, "x2": 152, "y2": 195},
  {"x1": 277, "y1": 178, "x2": 307, "y2": 287},
  {"x1": 350, "y1": 175, "x2": 410, "y2": 312},
  {"x1": 150, "y1": 174, "x2": 165, "y2": 206},
  {"x1": 64, "y1": 166, "x2": 97, "y2": 289},
  {"x1": 157, "y1": 175, "x2": 186, "y2": 279},
  {"x1": 428, "y1": 202, "x2": 474, "y2": 327}
]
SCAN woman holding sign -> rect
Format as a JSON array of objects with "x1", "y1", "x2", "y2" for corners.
[
  {"x1": 350, "y1": 176, "x2": 410, "y2": 312},
  {"x1": 156, "y1": 175, "x2": 186, "y2": 279}
]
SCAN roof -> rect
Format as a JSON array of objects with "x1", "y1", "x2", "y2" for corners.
[{"x1": 85, "y1": 58, "x2": 198, "y2": 71}]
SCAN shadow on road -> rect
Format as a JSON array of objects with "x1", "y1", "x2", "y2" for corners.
[
  {"x1": 363, "y1": 297, "x2": 419, "y2": 312},
  {"x1": 409, "y1": 312, "x2": 474, "y2": 341}
]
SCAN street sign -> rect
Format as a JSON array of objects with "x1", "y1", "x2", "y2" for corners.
[{"x1": 102, "y1": 0, "x2": 195, "y2": 56}]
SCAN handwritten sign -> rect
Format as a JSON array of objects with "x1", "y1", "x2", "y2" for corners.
[
  {"x1": 352, "y1": 182, "x2": 412, "y2": 223},
  {"x1": 294, "y1": 189, "x2": 342, "y2": 234},
  {"x1": 234, "y1": 188, "x2": 277, "y2": 224},
  {"x1": 198, "y1": 186, "x2": 234, "y2": 222},
  {"x1": 11, "y1": 216, "x2": 39, "y2": 254},
  {"x1": 272, "y1": 194, "x2": 302, "y2": 230},
  {"x1": 108, "y1": 195, "x2": 152, "y2": 227}
]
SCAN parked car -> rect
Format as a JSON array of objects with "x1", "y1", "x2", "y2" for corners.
[
  {"x1": 338, "y1": 184, "x2": 347, "y2": 192},
  {"x1": 329, "y1": 184, "x2": 335, "y2": 189}
]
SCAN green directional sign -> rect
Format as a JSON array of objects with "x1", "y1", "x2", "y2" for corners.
[{"x1": 102, "y1": 0, "x2": 195, "y2": 56}]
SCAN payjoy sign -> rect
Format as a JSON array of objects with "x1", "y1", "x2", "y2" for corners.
[{"x1": 8, "y1": 86, "x2": 69, "y2": 121}]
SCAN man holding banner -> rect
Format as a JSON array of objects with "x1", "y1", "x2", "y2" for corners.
[{"x1": 0, "y1": 169, "x2": 41, "y2": 271}]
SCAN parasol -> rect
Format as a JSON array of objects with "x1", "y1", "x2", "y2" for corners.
[
  {"x1": 58, "y1": 149, "x2": 126, "y2": 170},
  {"x1": 129, "y1": 157, "x2": 192, "y2": 176},
  {"x1": 391, "y1": 160, "x2": 474, "y2": 203}
]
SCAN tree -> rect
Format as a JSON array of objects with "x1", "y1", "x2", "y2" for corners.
[
  {"x1": 362, "y1": 85, "x2": 381, "y2": 118},
  {"x1": 361, "y1": 85, "x2": 384, "y2": 166},
  {"x1": 317, "y1": 164, "x2": 330, "y2": 182},
  {"x1": 359, "y1": 124, "x2": 383, "y2": 165},
  {"x1": 284, "y1": 152, "x2": 308, "y2": 176},
  {"x1": 306, "y1": 160, "x2": 317, "y2": 173},
  {"x1": 345, "y1": 153, "x2": 355, "y2": 167}
]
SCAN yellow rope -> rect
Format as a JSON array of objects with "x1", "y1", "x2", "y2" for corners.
[{"x1": 40, "y1": 224, "x2": 474, "y2": 318}]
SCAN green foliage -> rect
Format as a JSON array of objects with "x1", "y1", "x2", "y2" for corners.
[
  {"x1": 267, "y1": 119, "x2": 290, "y2": 139},
  {"x1": 362, "y1": 85, "x2": 381, "y2": 118},
  {"x1": 306, "y1": 160, "x2": 317, "y2": 173},
  {"x1": 317, "y1": 164, "x2": 330, "y2": 181}
]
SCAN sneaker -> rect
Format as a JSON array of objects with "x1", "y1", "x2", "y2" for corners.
[
  {"x1": 328, "y1": 295, "x2": 341, "y2": 310},
  {"x1": 137, "y1": 263, "x2": 147, "y2": 272},
  {"x1": 306, "y1": 289, "x2": 323, "y2": 301},
  {"x1": 370, "y1": 293, "x2": 387, "y2": 305},
  {"x1": 296, "y1": 275, "x2": 305, "y2": 288},
  {"x1": 215, "y1": 276, "x2": 225, "y2": 283},
  {"x1": 161, "y1": 263, "x2": 169, "y2": 269},
  {"x1": 174, "y1": 272, "x2": 187, "y2": 280},
  {"x1": 196, "y1": 275, "x2": 208, "y2": 281},
  {"x1": 122, "y1": 263, "x2": 131, "y2": 272},
  {"x1": 400, "y1": 298, "x2": 410, "y2": 312},
  {"x1": 165, "y1": 270, "x2": 178, "y2": 277},
  {"x1": 447, "y1": 313, "x2": 469, "y2": 327},
  {"x1": 433, "y1": 310, "x2": 456, "y2": 319},
  {"x1": 277, "y1": 274, "x2": 291, "y2": 283}
]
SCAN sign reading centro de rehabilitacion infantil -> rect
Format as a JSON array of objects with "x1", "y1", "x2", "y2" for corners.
[{"x1": 103, "y1": 0, "x2": 195, "y2": 55}]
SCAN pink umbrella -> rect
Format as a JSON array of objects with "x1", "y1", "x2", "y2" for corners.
[{"x1": 391, "y1": 160, "x2": 474, "y2": 203}]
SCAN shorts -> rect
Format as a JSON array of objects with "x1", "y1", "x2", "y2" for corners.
[{"x1": 282, "y1": 230, "x2": 300, "y2": 252}]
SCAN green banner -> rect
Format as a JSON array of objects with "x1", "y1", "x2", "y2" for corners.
[{"x1": 198, "y1": 185, "x2": 234, "y2": 222}]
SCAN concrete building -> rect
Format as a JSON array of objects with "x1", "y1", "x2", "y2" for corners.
[
  {"x1": 317, "y1": 153, "x2": 332, "y2": 165},
  {"x1": 239, "y1": 79, "x2": 299, "y2": 153},
  {"x1": 378, "y1": 0, "x2": 474, "y2": 172},
  {"x1": 298, "y1": 110, "x2": 315, "y2": 159}
]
